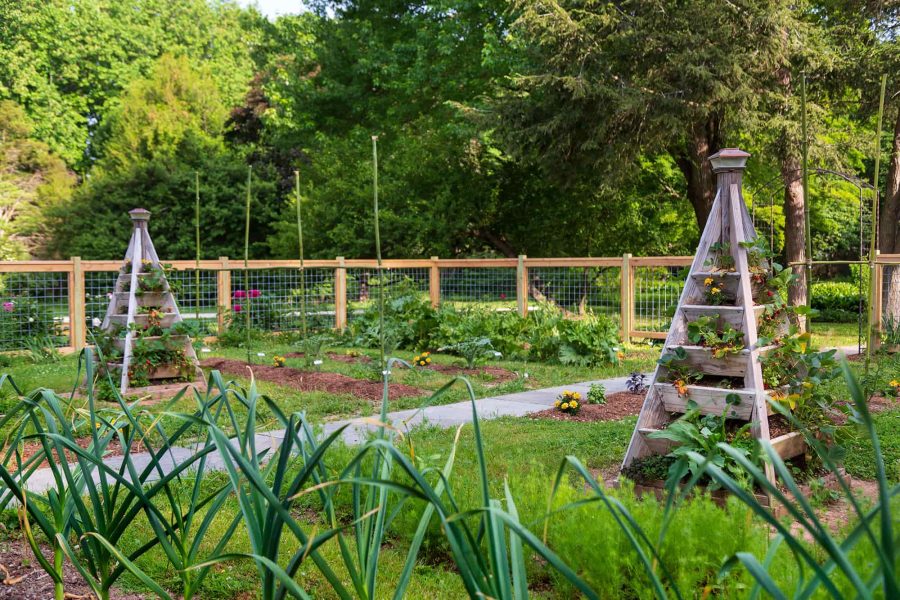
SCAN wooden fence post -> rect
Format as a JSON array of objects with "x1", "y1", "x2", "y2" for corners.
[
  {"x1": 69, "y1": 257, "x2": 86, "y2": 350},
  {"x1": 873, "y1": 255, "x2": 884, "y2": 348},
  {"x1": 517, "y1": 255, "x2": 528, "y2": 317},
  {"x1": 335, "y1": 257, "x2": 347, "y2": 331},
  {"x1": 429, "y1": 256, "x2": 440, "y2": 308},
  {"x1": 217, "y1": 257, "x2": 230, "y2": 334},
  {"x1": 620, "y1": 253, "x2": 632, "y2": 342}
]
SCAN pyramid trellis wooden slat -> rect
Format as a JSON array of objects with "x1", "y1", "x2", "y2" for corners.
[
  {"x1": 100, "y1": 209, "x2": 201, "y2": 394},
  {"x1": 622, "y1": 149, "x2": 802, "y2": 488}
]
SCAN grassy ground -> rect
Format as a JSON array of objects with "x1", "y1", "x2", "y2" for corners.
[{"x1": 0, "y1": 324, "x2": 896, "y2": 598}]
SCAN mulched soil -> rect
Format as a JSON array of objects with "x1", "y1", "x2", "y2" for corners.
[
  {"x1": 417, "y1": 363, "x2": 517, "y2": 383},
  {"x1": 767, "y1": 414, "x2": 793, "y2": 438},
  {"x1": 200, "y1": 358, "x2": 425, "y2": 401},
  {"x1": 528, "y1": 390, "x2": 646, "y2": 423},
  {"x1": 285, "y1": 352, "x2": 373, "y2": 364},
  {"x1": 0, "y1": 539, "x2": 146, "y2": 599},
  {"x1": 8, "y1": 438, "x2": 139, "y2": 470}
]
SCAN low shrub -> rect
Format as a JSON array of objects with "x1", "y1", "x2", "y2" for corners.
[
  {"x1": 810, "y1": 281, "x2": 864, "y2": 314},
  {"x1": 587, "y1": 383, "x2": 606, "y2": 404}
]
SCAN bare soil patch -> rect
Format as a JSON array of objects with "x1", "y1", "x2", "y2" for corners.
[
  {"x1": 0, "y1": 539, "x2": 146, "y2": 599},
  {"x1": 529, "y1": 390, "x2": 646, "y2": 423},
  {"x1": 201, "y1": 358, "x2": 425, "y2": 401}
]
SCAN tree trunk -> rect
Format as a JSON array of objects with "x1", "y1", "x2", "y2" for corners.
[
  {"x1": 674, "y1": 115, "x2": 721, "y2": 232},
  {"x1": 881, "y1": 108, "x2": 900, "y2": 319},
  {"x1": 781, "y1": 154, "x2": 808, "y2": 307}
]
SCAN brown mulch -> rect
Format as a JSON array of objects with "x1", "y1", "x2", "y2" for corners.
[
  {"x1": 419, "y1": 364, "x2": 516, "y2": 383},
  {"x1": 285, "y1": 352, "x2": 373, "y2": 364},
  {"x1": 529, "y1": 391, "x2": 646, "y2": 423},
  {"x1": 767, "y1": 414, "x2": 794, "y2": 438},
  {"x1": 8, "y1": 438, "x2": 140, "y2": 470},
  {"x1": 200, "y1": 358, "x2": 425, "y2": 401},
  {"x1": 0, "y1": 540, "x2": 146, "y2": 599}
]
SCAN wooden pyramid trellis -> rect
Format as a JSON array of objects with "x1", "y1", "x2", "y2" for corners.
[
  {"x1": 99, "y1": 208, "x2": 202, "y2": 394},
  {"x1": 622, "y1": 149, "x2": 804, "y2": 488}
]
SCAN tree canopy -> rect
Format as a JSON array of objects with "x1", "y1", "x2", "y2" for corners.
[{"x1": 0, "y1": 0, "x2": 894, "y2": 285}]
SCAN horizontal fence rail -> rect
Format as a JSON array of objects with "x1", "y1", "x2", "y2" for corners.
[{"x1": 0, "y1": 254, "x2": 894, "y2": 352}]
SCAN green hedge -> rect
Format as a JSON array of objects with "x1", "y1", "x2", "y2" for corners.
[{"x1": 811, "y1": 281, "x2": 864, "y2": 321}]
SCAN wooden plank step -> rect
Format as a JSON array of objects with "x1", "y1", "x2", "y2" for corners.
[
  {"x1": 663, "y1": 344, "x2": 777, "y2": 377},
  {"x1": 771, "y1": 431, "x2": 805, "y2": 459},
  {"x1": 114, "y1": 291, "x2": 174, "y2": 306},
  {"x1": 689, "y1": 272, "x2": 765, "y2": 303},
  {"x1": 664, "y1": 345, "x2": 749, "y2": 376},
  {"x1": 681, "y1": 304, "x2": 768, "y2": 328},
  {"x1": 637, "y1": 428, "x2": 676, "y2": 455},
  {"x1": 108, "y1": 312, "x2": 179, "y2": 328},
  {"x1": 655, "y1": 382, "x2": 756, "y2": 419},
  {"x1": 638, "y1": 427, "x2": 805, "y2": 460}
]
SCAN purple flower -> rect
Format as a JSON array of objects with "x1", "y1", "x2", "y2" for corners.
[
  {"x1": 2, "y1": 302, "x2": 13, "y2": 312},
  {"x1": 233, "y1": 290, "x2": 247, "y2": 299},
  {"x1": 249, "y1": 289, "x2": 261, "y2": 298},
  {"x1": 233, "y1": 304, "x2": 242, "y2": 313}
]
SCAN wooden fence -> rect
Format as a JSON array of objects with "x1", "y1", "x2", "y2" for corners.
[{"x1": 0, "y1": 254, "x2": 895, "y2": 352}]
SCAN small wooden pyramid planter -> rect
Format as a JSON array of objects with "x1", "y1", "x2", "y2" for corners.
[
  {"x1": 622, "y1": 149, "x2": 804, "y2": 492},
  {"x1": 97, "y1": 209, "x2": 203, "y2": 396}
]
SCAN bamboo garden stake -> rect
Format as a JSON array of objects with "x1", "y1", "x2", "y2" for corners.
[
  {"x1": 295, "y1": 170, "x2": 308, "y2": 339},
  {"x1": 867, "y1": 75, "x2": 886, "y2": 368},
  {"x1": 195, "y1": 171, "x2": 201, "y2": 325},
  {"x1": 372, "y1": 136, "x2": 385, "y2": 369},
  {"x1": 244, "y1": 166, "x2": 252, "y2": 364}
]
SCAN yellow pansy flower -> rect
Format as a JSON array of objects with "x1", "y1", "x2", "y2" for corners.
[
  {"x1": 704, "y1": 277, "x2": 714, "y2": 286},
  {"x1": 561, "y1": 402, "x2": 569, "y2": 410}
]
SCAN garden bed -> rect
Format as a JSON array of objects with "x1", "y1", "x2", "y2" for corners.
[
  {"x1": 0, "y1": 540, "x2": 144, "y2": 599},
  {"x1": 200, "y1": 358, "x2": 425, "y2": 401},
  {"x1": 285, "y1": 351, "x2": 373, "y2": 364},
  {"x1": 528, "y1": 391, "x2": 646, "y2": 422},
  {"x1": 419, "y1": 363, "x2": 517, "y2": 382},
  {"x1": 8, "y1": 437, "x2": 140, "y2": 471}
]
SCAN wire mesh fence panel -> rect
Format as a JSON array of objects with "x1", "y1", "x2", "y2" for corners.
[
  {"x1": 881, "y1": 264, "x2": 900, "y2": 347},
  {"x1": 84, "y1": 270, "x2": 119, "y2": 340},
  {"x1": 528, "y1": 267, "x2": 621, "y2": 317},
  {"x1": 633, "y1": 265, "x2": 685, "y2": 333},
  {"x1": 439, "y1": 267, "x2": 517, "y2": 309},
  {"x1": 808, "y1": 266, "x2": 868, "y2": 352},
  {"x1": 229, "y1": 268, "x2": 336, "y2": 331},
  {"x1": 346, "y1": 267, "x2": 430, "y2": 322},
  {"x1": 165, "y1": 268, "x2": 219, "y2": 333},
  {"x1": 0, "y1": 271, "x2": 70, "y2": 350}
]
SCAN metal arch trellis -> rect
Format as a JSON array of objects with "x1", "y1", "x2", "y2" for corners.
[{"x1": 746, "y1": 166, "x2": 877, "y2": 352}]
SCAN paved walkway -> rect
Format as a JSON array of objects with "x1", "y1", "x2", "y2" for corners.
[{"x1": 22, "y1": 373, "x2": 649, "y2": 494}]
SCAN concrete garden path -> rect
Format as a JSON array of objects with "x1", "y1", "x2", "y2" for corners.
[{"x1": 21, "y1": 372, "x2": 650, "y2": 494}]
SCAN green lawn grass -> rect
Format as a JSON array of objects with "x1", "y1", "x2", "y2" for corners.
[{"x1": 0, "y1": 337, "x2": 896, "y2": 598}]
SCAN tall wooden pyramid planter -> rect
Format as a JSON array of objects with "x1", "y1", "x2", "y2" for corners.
[
  {"x1": 97, "y1": 209, "x2": 202, "y2": 395},
  {"x1": 622, "y1": 149, "x2": 804, "y2": 489}
]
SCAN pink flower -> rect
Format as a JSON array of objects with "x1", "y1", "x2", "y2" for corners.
[
  {"x1": 499, "y1": 293, "x2": 506, "y2": 300},
  {"x1": 233, "y1": 290, "x2": 247, "y2": 299},
  {"x1": 233, "y1": 304, "x2": 242, "y2": 313},
  {"x1": 249, "y1": 289, "x2": 261, "y2": 298},
  {"x1": 2, "y1": 302, "x2": 13, "y2": 312}
]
